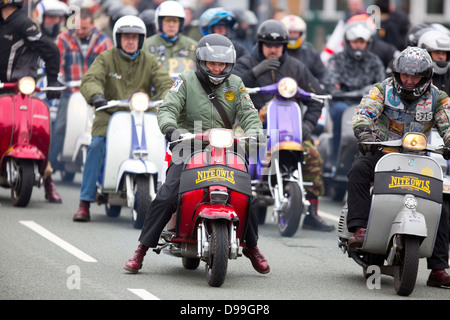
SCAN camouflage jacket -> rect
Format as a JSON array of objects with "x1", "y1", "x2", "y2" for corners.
[{"x1": 353, "y1": 77, "x2": 450, "y2": 145}]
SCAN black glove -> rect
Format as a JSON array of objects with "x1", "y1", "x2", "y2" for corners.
[
  {"x1": 302, "y1": 121, "x2": 315, "y2": 141},
  {"x1": 354, "y1": 125, "x2": 376, "y2": 155},
  {"x1": 91, "y1": 94, "x2": 107, "y2": 109},
  {"x1": 444, "y1": 141, "x2": 450, "y2": 160},
  {"x1": 252, "y1": 58, "x2": 281, "y2": 77},
  {"x1": 46, "y1": 80, "x2": 62, "y2": 100},
  {"x1": 164, "y1": 127, "x2": 181, "y2": 142}
]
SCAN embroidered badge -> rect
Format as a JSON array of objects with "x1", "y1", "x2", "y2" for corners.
[
  {"x1": 224, "y1": 90, "x2": 235, "y2": 102},
  {"x1": 170, "y1": 80, "x2": 183, "y2": 92}
]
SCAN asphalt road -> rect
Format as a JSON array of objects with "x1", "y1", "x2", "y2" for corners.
[{"x1": 1, "y1": 173, "x2": 448, "y2": 305}]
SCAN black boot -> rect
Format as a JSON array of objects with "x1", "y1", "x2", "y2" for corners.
[{"x1": 302, "y1": 198, "x2": 335, "y2": 232}]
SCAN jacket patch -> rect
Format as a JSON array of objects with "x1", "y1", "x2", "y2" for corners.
[{"x1": 170, "y1": 79, "x2": 183, "y2": 92}]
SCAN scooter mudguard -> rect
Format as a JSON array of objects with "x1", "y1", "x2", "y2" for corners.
[
  {"x1": 363, "y1": 153, "x2": 442, "y2": 256},
  {"x1": 115, "y1": 159, "x2": 159, "y2": 192},
  {"x1": 3, "y1": 145, "x2": 45, "y2": 160}
]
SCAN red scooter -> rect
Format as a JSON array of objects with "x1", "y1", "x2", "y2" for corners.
[
  {"x1": 0, "y1": 77, "x2": 56, "y2": 206},
  {"x1": 154, "y1": 129, "x2": 256, "y2": 287}
]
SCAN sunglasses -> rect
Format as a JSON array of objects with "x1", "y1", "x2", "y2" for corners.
[
  {"x1": 263, "y1": 42, "x2": 283, "y2": 48},
  {"x1": 163, "y1": 17, "x2": 180, "y2": 23}
]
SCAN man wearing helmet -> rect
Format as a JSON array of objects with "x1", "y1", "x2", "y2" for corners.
[
  {"x1": 0, "y1": 0, "x2": 64, "y2": 203},
  {"x1": 234, "y1": 19, "x2": 334, "y2": 232},
  {"x1": 73, "y1": 15, "x2": 174, "y2": 221},
  {"x1": 124, "y1": 34, "x2": 270, "y2": 275},
  {"x1": 418, "y1": 28, "x2": 450, "y2": 95},
  {"x1": 323, "y1": 18, "x2": 385, "y2": 163},
  {"x1": 35, "y1": 0, "x2": 69, "y2": 40},
  {"x1": 347, "y1": 46, "x2": 450, "y2": 288},
  {"x1": 142, "y1": 1, "x2": 197, "y2": 76},
  {"x1": 198, "y1": 7, "x2": 248, "y2": 58},
  {"x1": 281, "y1": 15, "x2": 325, "y2": 83}
]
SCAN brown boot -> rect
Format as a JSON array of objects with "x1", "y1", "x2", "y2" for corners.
[
  {"x1": 243, "y1": 246, "x2": 270, "y2": 274},
  {"x1": 73, "y1": 201, "x2": 90, "y2": 222},
  {"x1": 427, "y1": 270, "x2": 450, "y2": 288},
  {"x1": 44, "y1": 176, "x2": 62, "y2": 203},
  {"x1": 124, "y1": 243, "x2": 149, "y2": 273}
]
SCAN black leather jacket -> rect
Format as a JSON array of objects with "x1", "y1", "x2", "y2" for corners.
[{"x1": 0, "y1": 8, "x2": 59, "y2": 83}]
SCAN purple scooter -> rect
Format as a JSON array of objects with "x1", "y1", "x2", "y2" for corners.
[{"x1": 246, "y1": 77, "x2": 330, "y2": 236}]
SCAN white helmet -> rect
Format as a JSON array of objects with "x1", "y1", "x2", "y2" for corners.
[
  {"x1": 112, "y1": 15, "x2": 147, "y2": 51},
  {"x1": 281, "y1": 15, "x2": 306, "y2": 50},
  {"x1": 418, "y1": 29, "x2": 450, "y2": 75},
  {"x1": 154, "y1": 0, "x2": 185, "y2": 34},
  {"x1": 35, "y1": 0, "x2": 69, "y2": 25}
]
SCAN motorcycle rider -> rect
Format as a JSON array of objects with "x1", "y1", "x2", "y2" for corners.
[
  {"x1": 198, "y1": 7, "x2": 248, "y2": 58},
  {"x1": 323, "y1": 18, "x2": 386, "y2": 162},
  {"x1": 233, "y1": 19, "x2": 334, "y2": 232},
  {"x1": 35, "y1": 0, "x2": 69, "y2": 41},
  {"x1": 0, "y1": 0, "x2": 63, "y2": 203},
  {"x1": 347, "y1": 47, "x2": 450, "y2": 288},
  {"x1": 72, "y1": 15, "x2": 174, "y2": 221},
  {"x1": 280, "y1": 15, "x2": 326, "y2": 83},
  {"x1": 142, "y1": 1, "x2": 197, "y2": 75},
  {"x1": 50, "y1": 7, "x2": 113, "y2": 174},
  {"x1": 124, "y1": 34, "x2": 270, "y2": 275},
  {"x1": 418, "y1": 28, "x2": 450, "y2": 94}
]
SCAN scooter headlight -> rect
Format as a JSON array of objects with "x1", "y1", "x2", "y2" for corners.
[
  {"x1": 130, "y1": 92, "x2": 149, "y2": 112},
  {"x1": 18, "y1": 77, "x2": 36, "y2": 95},
  {"x1": 209, "y1": 128, "x2": 234, "y2": 148},
  {"x1": 278, "y1": 77, "x2": 297, "y2": 99},
  {"x1": 402, "y1": 133, "x2": 427, "y2": 151}
]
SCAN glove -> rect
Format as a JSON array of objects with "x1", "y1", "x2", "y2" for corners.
[
  {"x1": 354, "y1": 125, "x2": 376, "y2": 155},
  {"x1": 46, "y1": 80, "x2": 62, "y2": 100},
  {"x1": 164, "y1": 127, "x2": 181, "y2": 142},
  {"x1": 444, "y1": 141, "x2": 450, "y2": 160},
  {"x1": 252, "y1": 58, "x2": 280, "y2": 77},
  {"x1": 91, "y1": 94, "x2": 107, "y2": 109},
  {"x1": 302, "y1": 121, "x2": 315, "y2": 141}
]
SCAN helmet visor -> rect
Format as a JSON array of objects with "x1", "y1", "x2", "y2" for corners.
[
  {"x1": 116, "y1": 25, "x2": 146, "y2": 35},
  {"x1": 196, "y1": 44, "x2": 236, "y2": 64}
]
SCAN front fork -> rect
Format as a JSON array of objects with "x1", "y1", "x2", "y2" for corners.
[{"x1": 197, "y1": 220, "x2": 239, "y2": 259}]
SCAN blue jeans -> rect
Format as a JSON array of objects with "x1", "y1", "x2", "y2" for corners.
[
  {"x1": 80, "y1": 136, "x2": 105, "y2": 202},
  {"x1": 330, "y1": 101, "x2": 350, "y2": 157}
]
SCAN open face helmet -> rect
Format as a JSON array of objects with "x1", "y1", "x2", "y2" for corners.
[
  {"x1": 196, "y1": 34, "x2": 236, "y2": 86},
  {"x1": 418, "y1": 29, "x2": 450, "y2": 75},
  {"x1": 392, "y1": 46, "x2": 434, "y2": 100},
  {"x1": 281, "y1": 15, "x2": 307, "y2": 50},
  {"x1": 343, "y1": 17, "x2": 374, "y2": 61},
  {"x1": 154, "y1": 0, "x2": 185, "y2": 34},
  {"x1": 198, "y1": 7, "x2": 236, "y2": 37},
  {"x1": 112, "y1": 15, "x2": 147, "y2": 51}
]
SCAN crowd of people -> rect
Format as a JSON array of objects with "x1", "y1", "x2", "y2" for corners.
[{"x1": 1, "y1": 0, "x2": 450, "y2": 289}]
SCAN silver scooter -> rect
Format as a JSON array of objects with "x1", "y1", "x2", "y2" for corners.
[{"x1": 338, "y1": 132, "x2": 446, "y2": 296}]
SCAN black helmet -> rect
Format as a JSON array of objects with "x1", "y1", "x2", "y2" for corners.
[
  {"x1": 196, "y1": 34, "x2": 236, "y2": 86},
  {"x1": 256, "y1": 19, "x2": 288, "y2": 53},
  {"x1": 0, "y1": 0, "x2": 23, "y2": 9},
  {"x1": 392, "y1": 46, "x2": 434, "y2": 101}
]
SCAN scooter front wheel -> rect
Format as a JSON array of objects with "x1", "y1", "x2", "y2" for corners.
[
  {"x1": 205, "y1": 220, "x2": 229, "y2": 287},
  {"x1": 277, "y1": 181, "x2": 302, "y2": 237},
  {"x1": 11, "y1": 159, "x2": 34, "y2": 207},
  {"x1": 132, "y1": 175, "x2": 151, "y2": 229},
  {"x1": 393, "y1": 235, "x2": 420, "y2": 296}
]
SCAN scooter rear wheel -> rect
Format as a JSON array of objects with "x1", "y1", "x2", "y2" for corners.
[
  {"x1": 393, "y1": 235, "x2": 420, "y2": 296},
  {"x1": 11, "y1": 159, "x2": 34, "y2": 207}
]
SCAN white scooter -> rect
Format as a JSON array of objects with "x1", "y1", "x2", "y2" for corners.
[
  {"x1": 59, "y1": 80, "x2": 93, "y2": 182},
  {"x1": 95, "y1": 93, "x2": 165, "y2": 229},
  {"x1": 338, "y1": 132, "x2": 445, "y2": 296}
]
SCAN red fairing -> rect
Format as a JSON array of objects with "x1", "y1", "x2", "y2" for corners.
[{"x1": 0, "y1": 94, "x2": 50, "y2": 173}]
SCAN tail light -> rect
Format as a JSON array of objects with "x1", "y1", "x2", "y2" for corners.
[{"x1": 209, "y1": 186, "x2": 228, "y2": 204}]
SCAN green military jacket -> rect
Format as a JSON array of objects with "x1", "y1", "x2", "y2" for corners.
[
  {"x1": 142, "y1": 34, "x2": 197, "y2": 76},
  {"x1": 80, "y1": 48, "x2": 174, "y2": 137},
  {"x1": 157, "y1": 71, "x2": 262, "y2": 135}
]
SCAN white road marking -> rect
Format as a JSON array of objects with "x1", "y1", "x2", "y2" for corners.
[
  {"x1": 19, "y1": 220, "x2": 97, "y2": 263},
  {"x1": 128, "y1": 288, "x2": 160, "y2": 300},
  {"x1": 319, "y1": 210, "x2": 340, "y2": 223}
]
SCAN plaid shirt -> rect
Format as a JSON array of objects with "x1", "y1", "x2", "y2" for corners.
[{"x1": 56, "y1": 27, "x2": 113, "y2": 92}]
